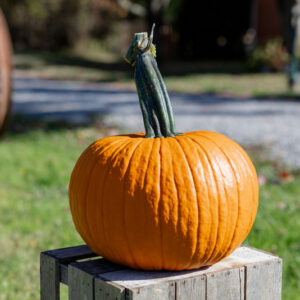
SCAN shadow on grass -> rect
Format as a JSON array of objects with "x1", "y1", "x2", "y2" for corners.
[
  {"x1": 15, "y1": 51, "x2": 129, "y2": 71},
  {"x1": 15, "y1": 51, "x2": 252, "y2": 78},
  {"x1": 253, "y1": 92, "x2": 300, "y2": 101},
  {"x1": 5, "y1": 114, "x2": 106, "y2": 136}
]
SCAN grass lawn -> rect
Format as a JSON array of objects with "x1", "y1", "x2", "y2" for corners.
[
  {"x1": 14, "y1": 52, "x2": 300, "y2": 98},
  {"x1": 0, "y1": 122, "x2": 300, "y2": 299}
]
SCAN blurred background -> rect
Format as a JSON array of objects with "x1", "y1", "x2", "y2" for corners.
[{"x1": 0, "y1": 0, "x2": 300, "y2": 299}]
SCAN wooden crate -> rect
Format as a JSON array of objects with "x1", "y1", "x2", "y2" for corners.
[{"x1": 40, "y1": 245, "x2": 282, "y2": 300}]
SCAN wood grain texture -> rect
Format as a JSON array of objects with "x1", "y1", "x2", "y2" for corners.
[
  {"x1": 94, "y1": 279, "x2": 125, "y2": 300},
  {"x1": 40, "y1": 253, "x2": 60, "y2": 300},
  {"x1": 245, "y1": 259, "x2": 282, "y2": 300},
  {"x1": 97, "y1": 246, "x2": 268, "y2": 289},
  {"x1": 206, "y1": 267, "x2": 244, "y2": 300},
  {"x1": 68, "y1": 263, "x2": 94, "y2": 300},
  {"x1": 60, "y1": 264, "x2": 68, "y2": 285},
  {"x1": 176, "y1": 276, "x2": 206, "y2": 300},
  {"x1": 127, "y1": 281, "x2": 175, "y2": 300}
]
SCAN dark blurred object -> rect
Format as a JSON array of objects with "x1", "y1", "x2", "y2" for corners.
[
  {"x1": 0, "y1": 0, "x2": 123, "y2": 50},
  {"x1": 177, "y1": 0, "x2": 253, "y2": 59},
  {"x1": 286, "y1": 0, "x2": 300, "y2": 90},
  {"x1": 1, "y1": 0, "x2": 299, "y2": 64},
  {"x1": 0, "y1": 8, "x2": 12, "y2": 137}
]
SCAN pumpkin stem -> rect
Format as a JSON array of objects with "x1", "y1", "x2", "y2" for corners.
[{"x1": 125, "y1": 25, "x2": 180, "y2": 138}]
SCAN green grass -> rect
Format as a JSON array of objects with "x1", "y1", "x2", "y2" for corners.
[
  {"x1": 0, "y1": 124, "x2": 299, "y2": 299},
  {"x1": 0, "y1": 124, "x2": 120, "y2": 300},
  {"x1": 14, "y1": 51, "x2": 300, "y2": 98}
]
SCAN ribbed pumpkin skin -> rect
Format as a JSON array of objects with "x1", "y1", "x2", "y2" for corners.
[{"x1": 69, "y1": 131, "x2": 258, "y2": 270}]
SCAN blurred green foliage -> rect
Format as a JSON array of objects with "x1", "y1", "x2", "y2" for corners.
[
  {"x1": 1, "y1": 0, "x2": 121, "y2": 50},
  {"x1": 247, "y1": 38, "x2": 289, "y2": 72},
  {"x1": 0, "y1": 0, "x2": 184, "y2": 50}
]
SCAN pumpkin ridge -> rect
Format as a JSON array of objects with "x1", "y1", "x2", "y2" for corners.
[
  {"x1": 83, "y1": 139, "x2": 131, "y2": 250},
  {"x1": 185, "y1": 134, "x2": 213, "y2": 264},
  {"x1": 208, "y1": 133, "x2": 257, "y2": 254},
  {"x1": 185, "y1": 134, "x2": 220, "y2": 264},
  {"x1": 72, "y1": 143, "x2": 111, "y2": 246},
  {"x1": 83, "y1": 138, "x2": 129, "y2": 256},
  {"x1": 70, "y1": 145, "x2": 98, "y2": 241},
  {"x1": 160, "y1": 138, "x2": 179, "y2": 269},
  {"x1": 185, "y1": 136, "x2": 212, "y2": 266},
  {"x1": 98, "y1": 138, "x2": 137, "y2": 262},
  {"x1": 229, "y1": 140, "x2": 258, "y2": 246},
  {"x1": 200, "y1": 132, "x2": 257, "y2": 256},
  {"x1": 171, "y1": 138, "x2": 187, "y2": 270},
  {"x1": 121, "y1": 138, "x2": 146, "y2": 269},
  {"x1": 71, "y1": 138, "x2": 124, "y2": 242},
  {"x1": 235, "y1": 142, "x2": 259, "y2": 235},
  {"x1": 173, "y1": 136, "x2": 199, "y2": 269},
  {"x1": 193, "y1": 133, "x2": 238, "y2": 261},
  {"x1": 223, "y1": 147, "x2": 251, "y2": 255},
  {"x1": 139, "y1": 139, "x2": 155, "y2": 268},
  {"x1": 69, "y1": 146, "x2": 92, "y2": 239},
  {"x1": 157, "y1": 138, "x2": 166, "y2": 269},
  {"x1": 192, "y1": 135, "x2": 226, "y2": 264}
]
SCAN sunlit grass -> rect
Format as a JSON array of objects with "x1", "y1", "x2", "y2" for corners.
[{"x1": 14, "y1": 52, "x2": 300, "y2": 98}]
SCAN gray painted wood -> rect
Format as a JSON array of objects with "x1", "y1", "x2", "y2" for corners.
[
  {"x1": 94, "y1": 279, "x2": 125, "y2": 300},
  {"x1": 206, "y1": 267, "x2": 245, "y2": 300},
  {"x1": 176, "y1": 276, "x2": 206, "y2": 300},
  {"x1": 40, "y1": 252, "x2": 60, "y2": 300},
  {"x1": 245, "y1": 258, "x2": 282, "y2": 300},
  {"x1": 127, "y1": 281, "x2": 175, "y2": 300},
  {"x1": 68, "y1": 263, "x2": 94, "y2": 300}
]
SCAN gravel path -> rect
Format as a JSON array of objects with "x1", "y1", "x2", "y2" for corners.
[{"x1": 12, "y1": 77, "x2": 300, "y2": 167}]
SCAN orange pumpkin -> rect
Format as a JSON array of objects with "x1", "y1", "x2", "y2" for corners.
[{"x1": 69, "y1": 28, "x2": 258, "y2": 270}]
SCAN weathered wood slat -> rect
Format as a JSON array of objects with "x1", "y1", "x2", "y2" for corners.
[
  {"x1": 43, "y1": 245, "x2": 97, "y2": 261},
  {"x1": 74, "y1": 258, "x2": 126, "y2": 275},
  {"x1": 60, "y1": 258, "x2": 125, "y2": 286},
  {"x1": 245, "y1": 259, "x2": 282, "y2": 300},
  {"x1": 68, "y1": 263, "x2": 94, "y2": 300},
  {"x1": 127, "y1": 281, "x2": 175, "y2": 300},
  {"x1": 206, "y1": 267, "x2": 245, "y2": 300},
  {"x1": 176, "y1": 276, "x2": 206, "y2": 300},
  {"x1": 94, "y1": 279, "x2": 125, "y2": 300},
  {"x1": 40, "y1": 252, "x2": 60, "y2": 300},
  {"x1": 60, "y1": 264, "x2": 68, "y2": 285}
]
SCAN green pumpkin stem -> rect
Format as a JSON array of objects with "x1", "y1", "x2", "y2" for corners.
[{"x1": 125, "y1": 25, "x2": 180, "y2": 138}]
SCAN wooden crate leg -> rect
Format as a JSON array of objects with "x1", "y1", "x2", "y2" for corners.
[
  {"x1": 206, "y1": 267, "x2": 245, "y2": 300},
  {"x1": 94, "y1": 278, "x2": 125, "y2": 300},
  {"x1": 245, "y1": 259, "x2": 282, "y2": 300},
  {"x1": 40, "y1": 253, "x2": 60, "y2": 300},
  {"x1": 68, "y1": 263, "x2": 94, "y2": 300}
]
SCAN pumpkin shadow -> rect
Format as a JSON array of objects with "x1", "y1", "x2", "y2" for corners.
[{"x1": 97, "y1": 264, "x2": 211, "y2": 288}]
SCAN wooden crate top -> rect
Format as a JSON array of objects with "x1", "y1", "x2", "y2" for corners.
[{"x1": 96, "y1": 246, "x2": 281, "y2": 289}]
